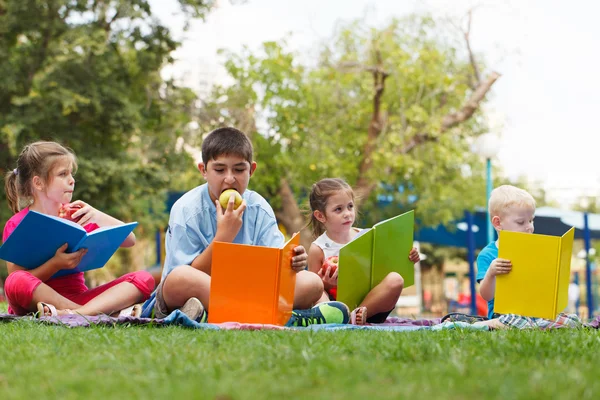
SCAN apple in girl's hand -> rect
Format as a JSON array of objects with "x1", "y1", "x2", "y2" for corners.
[
  {"x1": 320, "y1": 256, "x2": 339, "y2": 277},
  {"x1": 58, "y1": 203, "x2": 82, "y2": 222},
  {"x1": 219, "y1": 189, "x2": 243, "y2": 210}
]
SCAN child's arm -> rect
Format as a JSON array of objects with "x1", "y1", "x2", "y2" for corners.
[
  {"x1": 189, "y1": 197, "x2": 247, "y2": 275},
  {"x1": 307, "y1": 244, "x2": 324, "y2": 274},
  {"x1": 479, "y1": 258, "x2": 512, "y2": 301},
  {"x1": 6, "y1": 243, "x2": 88, "y2": 282},
  {"x1": 308, "y1": 244, "x2": 337, "y2": 289},
  {"x1": 68, "y1": 200, "x2": 136, "y2": 247}
]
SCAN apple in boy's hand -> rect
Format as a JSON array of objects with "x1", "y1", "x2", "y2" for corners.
[
  {"x1": 219, "y1": 189, "x2": 243, "y2": 210},
  {"x1": 58, "y1": 204, "x2": 82, "y2": 222},
  {"x1": 320, "y1": 256, "x2": 339, "y2": 277}
]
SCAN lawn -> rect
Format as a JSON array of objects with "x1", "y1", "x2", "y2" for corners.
[{"x1": 0, "y1": 318, "x2": 599, "y2": 400}]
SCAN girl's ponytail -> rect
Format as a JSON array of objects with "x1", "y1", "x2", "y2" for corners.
[{"x1": 4, "y1": 169, "x2": 20, "y2": 214}]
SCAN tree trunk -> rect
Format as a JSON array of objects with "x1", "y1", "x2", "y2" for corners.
[
  {"x1": 275, "y1": 63, "x2": 499, "y2": 244},
  {"x1": 355, "y1": 67, "x2": 389, "y2": 199},
  {"x1": 275, "y1": 178, "x2": 312, "y2": 248}
]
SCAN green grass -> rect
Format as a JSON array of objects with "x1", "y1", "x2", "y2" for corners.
[{"x1": 0, "y1": 320, "x2": 599, "y2": 400}]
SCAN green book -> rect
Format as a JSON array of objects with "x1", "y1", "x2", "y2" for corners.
[{"x1": 337, "y1": 210, "x2": 415, "y2": 310}]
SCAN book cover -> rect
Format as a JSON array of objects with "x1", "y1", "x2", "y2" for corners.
[
  {"x1": 208, "y1": 232, "x2": 300, "y2": 325},
  {"x1": 337, "y1": 210, "x2": 415, "y2": 310},
  {"x1": 495, "y1": 227, "x2": 575, "y2": 319},
  {"x1": 0, "y1": 210, "x2": 137, "y2": 278}
]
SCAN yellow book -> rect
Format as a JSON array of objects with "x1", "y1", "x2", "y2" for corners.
[{"x1": 495, "y1": 227, "x2": 574, "y2": 319}]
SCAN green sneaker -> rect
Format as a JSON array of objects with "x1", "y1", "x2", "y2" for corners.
[
  {"x1": 180, "y1": 297, "x2": 208, "y2": 323},
  {"x1": 287, "y1": 301, "x2": 350, "y2": 327}
]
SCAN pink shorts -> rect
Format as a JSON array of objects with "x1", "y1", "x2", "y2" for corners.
[{"x1": 4, "y1": 270, "x2": 154, "y2": 315}]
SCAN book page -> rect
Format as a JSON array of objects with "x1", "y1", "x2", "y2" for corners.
[
  {"x1": 275, "y1": 233, "x2": 300, "y2": 325},
  {"x1": 371, "y1": 210, "x2": 415, "y2": 288},
  {"x1": 0, "y1": 211, "x2": 86, "y2": 269},
  {"x1": 496, "y1": 231, "x2": 561, "y2": 319},
  {"x1": 337, "y1": 229, "x2": 374, "y2": 310},
  {"x1": 555, "y1": 227, "x2": 575, "y2": 314},
  {"x1": 66, "y1": 222, "x2": 138, "y2": 276}
]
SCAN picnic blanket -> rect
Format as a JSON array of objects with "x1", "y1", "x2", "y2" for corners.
[
  {"x1": 1, "y1": 311, "x2": 598, "y2": 331},
  {"x1": 0, "y1": 311, "x2": 441, "y2": 331}
]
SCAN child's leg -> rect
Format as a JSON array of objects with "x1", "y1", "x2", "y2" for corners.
[
  {"x1": 4, "y1": 270, "x2": 80, "y2": 315},
  {"x1": 293, "y1": 270, "x2": 324, "y2": 309},
  {"x1": 66, "y1": 271, "x2": 154, "y2": 316},
  {"x1": 159, "y1": 265, "x2": 211, "y2": 314},
  {"x1": 473, "y1": 318, "x2": 507, "y2": 330},
  {"x1": 360, "y1": 272, "x2": 404, "y2": 323}
]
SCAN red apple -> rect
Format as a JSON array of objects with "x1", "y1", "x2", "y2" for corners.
[
  {"x1": 320, "y1": 256, "x2": 339, "y2": 277},
  {"x1": 59, "y1": 204, "x2": 82, "y2": 222}
]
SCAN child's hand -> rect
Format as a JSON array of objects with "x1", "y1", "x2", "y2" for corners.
[
  {"x1": 68, "y1": 200, "x2": 98, "y2": 226},
  {"x1": 318, "y1": 263, "x2": 338, "y2": 287},
  {"x1": 215, "y1": 197, "x2": 247, "y2": 242},
  {"x1": 53, "y1": 243, "x2": 88, "y2": 270},
  {"x1": 291, "y1": 245, "x2": 308, "y2": 272},
  {"x1": 409, "y1": 247, "x2": 420, "y2": 263},
  {"x1": 488, "y1": 258, "x2": 512, "y2": 276}
]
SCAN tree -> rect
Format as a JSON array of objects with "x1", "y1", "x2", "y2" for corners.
[
  {"x1": 194, "y1": 13, "x2": 500, "y2": 245},
  {"x1": 0, "y1": 0, "x2": 218, "y2": 231}
]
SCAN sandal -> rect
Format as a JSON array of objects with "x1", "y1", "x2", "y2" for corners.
[
  {"x1": 36, "y1": 302, "x2": 58, "y2": 317},
  {"x1": 118, "y1": 304, "x2": 142, "y2": 318},
  {"x1": 350, "y1": 306, "x2": 368, "y2": 325}
]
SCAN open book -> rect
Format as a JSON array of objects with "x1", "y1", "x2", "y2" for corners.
[
  {"x1": 209, "y1": 232, "x2": 300, "y2": 325},
  {"x1": 495, "y1": 227, "x2": 575, "y2": 319},
  {"x1": 0, "y1": 210, "x2": 137, "y2": 278},
  {"x1": 337, "y1": 210, "x2": 415, "y2": 310}
]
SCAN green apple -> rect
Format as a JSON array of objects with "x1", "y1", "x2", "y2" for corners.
[{"x1": 219, "y1": 189, "x2": 243, "y2": 210}]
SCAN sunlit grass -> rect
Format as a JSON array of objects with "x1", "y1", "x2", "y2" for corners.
[{"x1": 0, "y1": 317, "x2": 599, "y2": 399}]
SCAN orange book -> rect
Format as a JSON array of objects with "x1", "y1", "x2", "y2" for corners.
[{"x1": 208, "y1": 233, "x2": 299, "y2": 325}]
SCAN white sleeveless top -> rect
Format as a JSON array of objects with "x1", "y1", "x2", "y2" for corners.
[{"x1": 312, "y1": 228, "x2": 362, "y2": 259}]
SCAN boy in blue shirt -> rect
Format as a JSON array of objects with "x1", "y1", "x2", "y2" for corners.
[
  {"x1": 477, "y1": 185, "x2": 536, "y2": 322},
  {"x1": 141, "y1": 127, "x2": 349, "y2": 325},
  {"x1": 446, "y1": 184, "x2": 580, "y2": 330}
]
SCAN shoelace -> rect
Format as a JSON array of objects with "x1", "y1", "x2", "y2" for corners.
[{"x1": 291, "y1": 311, "x2": 325, "y2": 326}]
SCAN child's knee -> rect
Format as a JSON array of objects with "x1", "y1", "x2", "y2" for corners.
[
  {"x1": 164, "y1": 265, "x2": 194, "y2": 287},
  {"x1": 161, "y1": 265, "x2": 209, "y2": 303},
  {"x1": 4, "y1": 270, "x2": 40, "y2": 310},
  {"x1": 296, "y1": 270, "x2": 324, "y2": 297},
  {"x1": 136, "y1": 270, "x2": 156, "y2": 297},
  {"x1": 383, "y1": 272, "x2": 404, "y2": 293},
  {"x1": 123, "y1": 270, "x2": 155, "y2": 299}
]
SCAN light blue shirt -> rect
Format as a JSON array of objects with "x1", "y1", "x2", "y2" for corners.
[
  {"x1": 141, "y1": 183, "x2": 284, "y2": 317},
  {"x1": 476, "y1": 241, "x2": 498, "y2": 319}
]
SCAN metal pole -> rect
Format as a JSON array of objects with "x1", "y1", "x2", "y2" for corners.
[
  {"x1": 155, "y1": 229, "x2": 161, "y2": 266},
  {"x1": 466, "y1": 211, "x2": 477, "y2": 315},
  {"x1": 486, "y1": 158, "x2": 494, "y2": 243},
  {"x1": 584, "y1": 212, "x2": 594, "y2": 318}
]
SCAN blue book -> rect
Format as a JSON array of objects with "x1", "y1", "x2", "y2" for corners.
[{"x1": 0, "y1": 210, "x2": 137, "y2": 278}]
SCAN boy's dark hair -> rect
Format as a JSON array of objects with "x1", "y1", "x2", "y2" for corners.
[
  {"x1": 4, "y1": 141, "x2": 77, "y2": 214},
  {"x1": 201, "y1": 127, "x2": 253, "y2": 164}
]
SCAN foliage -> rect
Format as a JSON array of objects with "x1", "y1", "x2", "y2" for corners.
[
  {"x1": 0, "y1": 0, "x2": 216, "y2": 231},
  {"x1": 194, "y1": 15, "x2": 492, "y2": 228}
]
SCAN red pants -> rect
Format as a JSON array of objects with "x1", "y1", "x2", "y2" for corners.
[{"x1": 4, "y1": 270, "x2": 154, "y2": 315}]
